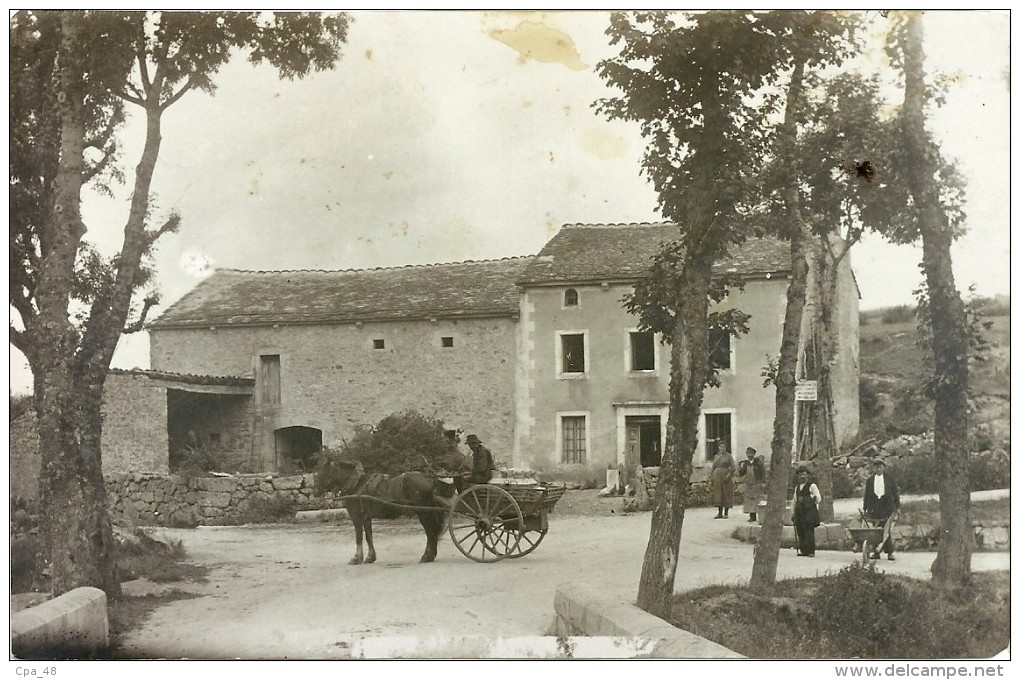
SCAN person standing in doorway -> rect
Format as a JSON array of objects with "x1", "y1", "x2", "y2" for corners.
[
  {"x1": 711, "y1": 441, "x2": 735, "y2": 519},
  {"x1": 739, "y1": 446, "x2": 767, "y2": 522},
  {"x1": 793, "y1": 467, "x2": 822, "y2": 557},
  {"x1": 863, "y1": 459, "x2": 901, "y2": 560}
]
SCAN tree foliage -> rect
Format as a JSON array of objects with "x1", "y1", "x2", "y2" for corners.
[
  {"x1": 9, "y1": 10, "x2": 351, "y2": 596},
  {"x1": 598, "y1": 9, "x2": 860, "y2": 615}
]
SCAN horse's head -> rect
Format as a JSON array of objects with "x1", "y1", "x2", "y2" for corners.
[{"x1": 314, "y1": 450, "x2": 364, "y2": 495}]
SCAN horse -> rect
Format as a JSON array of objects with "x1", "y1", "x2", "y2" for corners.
[{"x1": 314, "y1": 454, "x2": 457, "y2": 565}]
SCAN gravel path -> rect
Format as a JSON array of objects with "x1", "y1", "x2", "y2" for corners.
[{"x1": 114, "y1": 488, "x2": 1009, "y2": 659}]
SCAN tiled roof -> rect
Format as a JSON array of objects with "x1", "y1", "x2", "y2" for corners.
[
  {"x1": 517, "y1": 222, "x2": 792, "y2": 286},
  {"x1": 109, "y1": 368, "x2": 255, "y2": 386},
  {"x1": 148, "y1": 257, "x2": 534, "y2": 329}
]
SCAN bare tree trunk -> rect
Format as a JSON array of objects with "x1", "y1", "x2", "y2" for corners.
[
  {"x1": 36, "y1": 373, "x2": 121, "y2": 597},
  {"x1": 636, "y1": 256, "x2": 712, "y2": 618},
  {"x1": 809, "y1": 236, "x2": 838, "y2": 522},
  {"x1": 29, "y1": 13, "x2": 121, "y2": 597},
  {"x1": 900, "y1": 11, "x2": 972, "y2": 583},
  {"x1": 750, "y1": 59, "x2": 811, "y2": 590}
]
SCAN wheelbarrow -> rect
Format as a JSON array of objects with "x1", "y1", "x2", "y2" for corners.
[{"x1": 847, "y1": 511, "x2": 895, "y2": 566}]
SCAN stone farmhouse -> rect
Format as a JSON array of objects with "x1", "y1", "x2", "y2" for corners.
[
  {"x1": 513, "y1": 224, "x2": 859, "y2": 478},
  {"x1": 10, "y1": 222, "x2": 858, "y2": 492},
  {"x1": 142, "y1": 221, "x2": 859, "y2": 479}
]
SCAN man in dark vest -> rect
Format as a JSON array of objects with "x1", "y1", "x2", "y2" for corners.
[{"x1": 863, "y1": 459, "x2": 901, "y2": 560}]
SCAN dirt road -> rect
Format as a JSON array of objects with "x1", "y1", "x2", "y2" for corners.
[{"x1": 115, "y1": 492, "x2": 1009, "y2": 659}]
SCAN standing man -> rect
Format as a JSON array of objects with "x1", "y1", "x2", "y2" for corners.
[
  {"x1": 739, "y1": 446, "x2": 767, "y2": 522},
  {"x1": 793, "y1": 467, "x2": 822, "y2": 557},
  {"x1": 863, "y1": 459, "x2": 901, "y2": 560}
]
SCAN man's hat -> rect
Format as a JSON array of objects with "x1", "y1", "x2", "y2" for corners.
[
  {"x1": 466, "y1": 434, "x2": 481, "y2": 445},
  {"x1": 873, "y1": 459, "x2": 886, "y2": 468}
]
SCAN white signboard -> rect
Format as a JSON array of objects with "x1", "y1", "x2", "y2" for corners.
[{"x1": 795, "y1": 380, "x2": 818, "y2": 401}]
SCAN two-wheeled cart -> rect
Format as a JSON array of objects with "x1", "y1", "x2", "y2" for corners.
[{"x1": 446, "y1": 483, "x2": 567, "y2": 562}]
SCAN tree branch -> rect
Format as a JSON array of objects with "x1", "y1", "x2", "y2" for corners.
[
  {"x1": 144, "y1": 212, "x2": 181, "y2": 247},
  {"x1": 123, "y1": 295, "x2": 158, "y2": 334},
  {"x1": 160, "y1": 77, "x2": 194, "y2": 112},
  {"x1": 83, "y1": 145, "x2": 117, "y2": 183},
  {"x1": 118, "y1": 90, "x2": 145, "y2": 107},
  {"x1": 10, "y1": 326, "x2": 29, "y2": 358},
  {"x1": 137, "y1": 49, "x2": 152, "y2": 91},
  {"x1": 10, "y1": 277, "x2": 37, "y2": 326},
  {"x1": 84, "y1": 112, "x2": 119, "y2": 151}
]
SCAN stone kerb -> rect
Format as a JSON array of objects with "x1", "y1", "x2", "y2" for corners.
[
  {"x1": 11, "y1": 587, "x2": 108, "y2": 659},
  {"x1": 105, "y1": 472, "x2": 339, "y2": 527},
  {"x1": 552, "y1": 583, "x2": 743, "y2": 658}
]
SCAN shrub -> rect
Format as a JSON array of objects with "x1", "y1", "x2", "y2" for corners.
[
  {"x1": 329, "y1": 410, "x2": 469, "y2": 477},
  {"x1": 10, "y1": 535, "x2": 41, "y2": 593},
  {"x1": 858, "y1": 377, "x2": 883, "y2": 424},
  {"x1": 969, "y1": 450, "x2": 1010, "y2": 491},
  {"x1": 170, "y1": 444, "x2": 220, "y2": 475},
  {"x1": 895, "y1": 451, "x2": 1011, "y2": 494},
  {"x1": 811, "y1": 563, "x2": 925, "y2": 657},
  {"x1": 892, "y1": 455, "x2": 940, "y2": 494},
  {"x1": 830, "y1": 466, "x2": 856, "y2": 499},
  {"x1": 879, "y1": 304, "x2": 916, "y2": 324}
]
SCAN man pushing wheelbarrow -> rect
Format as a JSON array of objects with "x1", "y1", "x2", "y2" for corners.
[{"x1": 860, "y1": 459, "x2": 901, "y2": 561}]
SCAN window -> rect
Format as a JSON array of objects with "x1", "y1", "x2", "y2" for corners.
[
  {"x1": 561, "y1": 415, "x2": 587, "y2": 464},
  {"x1": 441, "y1": 336, "x2": 454, "y2": 348},
  {"x1": 373, "y1": 338, "x2": 385, "y2": 350},
  {"x1": 630, "y1": 331, "x2": 655, "y2": 371},
  {"x1": 704, "y1": 412, "x2": 732, "y2": 460},
  {"x1": 561, "y1": 333, "x2": 585, "y2": 373},
  {"x1": 709, "y1": 329, "x2": 731, "y2": 370},
  {"x1": 564, "y1": 288, "x2": 579, "y2": 307},
  {"x1": 258, "y1": 354, "x2": 281, "y2": 405}
]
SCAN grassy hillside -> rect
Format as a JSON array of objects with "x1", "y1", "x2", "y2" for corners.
[{"x1": 858, "y1": 312, "x2": 1010, "y2": 439}]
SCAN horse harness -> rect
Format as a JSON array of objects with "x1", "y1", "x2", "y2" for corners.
[{"x1": 340, "y1": 468, "x2": 389, "y2": 498}]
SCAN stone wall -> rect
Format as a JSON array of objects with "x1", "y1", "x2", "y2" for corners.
[
  {"x1": 11, "y1": 370, "x2": 172, "y2": 501},
  {"x1": 105, "y1": 472, "x2": 339, "y2": 527},
  {"x1": 628, "y1": 465, "x2": 715, "y2": 510},
  {"x1": 150, "y1": 317, "x2": 518, "y2": 466},
  {"x1": 10, "y1": 411, "x2": 41, "y2": 501},
  {"x1": 102, "y1": 372, "x2": 171, "y2": 473},
  {"x1": 834, "y1": 429, "x2": 1010, "y2": 494}
]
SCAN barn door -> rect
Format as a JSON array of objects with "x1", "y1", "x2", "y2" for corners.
[{"x1": 258, "y1": 354, "x2": 281, "y2": 406}]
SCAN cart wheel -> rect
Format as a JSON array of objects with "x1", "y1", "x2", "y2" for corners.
[
  {"x1": 506, "y1": 507, "x2": 549, "y2": 559},
  {"x1": 448, "y1": 485, "x2": 523, "y2": 563}
]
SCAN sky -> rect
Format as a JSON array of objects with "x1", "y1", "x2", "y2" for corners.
[{"x1": 7, "y1": 10, "x2": 1012, "y2": 395}]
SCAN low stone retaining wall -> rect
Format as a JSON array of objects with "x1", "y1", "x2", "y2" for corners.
[
  {"x1": 733, "y1": 521, "x2": 1009, "y2": 551},
  {"x1": 11, "y1": 587, "x2": 108, "y2": 659},
  {"x1": 552, "y1": 583, "x2": 743, "y2": 658},
  {"x1": 732, "y1": 523, "x2": 846, "y2": 550},
  {"x1": 105, "y1": 472, "x2": 341, "y2": 527}
]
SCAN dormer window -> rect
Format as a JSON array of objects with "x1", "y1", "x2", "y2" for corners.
[{"x1": 564, "y1": 288, "x2": 579, "y2": 307}]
